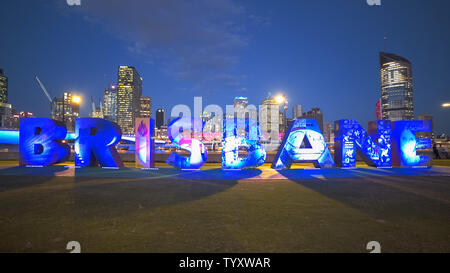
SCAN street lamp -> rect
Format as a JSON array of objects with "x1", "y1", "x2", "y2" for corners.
[
  {"x1": 72, "y1": 95, "x2": 81, "y2": 104},
  {"x1": 68, "y1": 95, "x2": 82, "y2": 131},
  {"x1": 442, "y1": 102, "x2": 450, "y2": 108},
  {"x1": 275, "y1": 95, "x2": 285, "y2": 105}
]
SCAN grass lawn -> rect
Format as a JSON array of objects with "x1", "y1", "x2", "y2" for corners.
[
  {"x1": 434, "y1": 159, "x2": 450, "y2": 167},
  {"x1": 0, "y1": 171, "x2": 449, "y2": 253}
]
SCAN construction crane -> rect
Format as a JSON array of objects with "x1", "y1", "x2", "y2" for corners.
[
  {"x1": 99, "y1": 99, "x2": 103, "y2": 115},
  {"x1": 35, "y1": 76, "x2": 55, "y2": 119},
  {"x1": 35, "y1": 76, "x2": 53, "y2": 103},
  {"x1": 91, "y1": 96, "x2": 96, "y2": 114}
]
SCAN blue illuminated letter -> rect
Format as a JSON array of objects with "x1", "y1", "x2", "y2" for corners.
[
  {"x1": 74, "y1": 118, "x2": 124, "y2": 168},
  {"x1": 272, "y1": 119, "x2": 334, "y2": 169},
  {"x1": 221, "y1": 118, "x2": 266, "y2": 169},
  {"x1": 334, "y1": 120, "x2": 392, "y2": 168},
  {"x1": 19, "y1": 118, "x2": 70, "y2": 166},
  {"x1": 392, "y1": 120, "x2": 432, "y2": 167},
  {"x1": 166, "y1": 117, "x2": 207, "y2": 169},
  {"x1": 135, "y1": 118, "x2": 155, "y2": 169}
]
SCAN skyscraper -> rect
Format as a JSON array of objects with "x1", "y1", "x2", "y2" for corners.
[
  {"x1": 0, "y1": 68, "x2": 11, "y2": 128},
  {"x1": 303, "y1": 108, "x2": 323, "y2": 133},
  {"x1": 203, "y1": 112, "x2": 222, "y2": 140},
  {"x1": 234, "y1": 96, "x2": 250, "y2": 137},
  {"x1": 140, "y1": 96, "x2": 151, "y2": 118},
  {"x1": 156, "y1": 109, "x2": 165, "y2": 129},
  {"x1": 103, "y1": 84, "x2": 117, "y2": 123},
  {"x1": 259, "y1": 98, "x2": 280, "y2": 140},
  {"x1": 323, "y1": 122, "x2": 334, "y2": 143},
  {"x1": 234, "y1": 96, "x2": 248, "y2": 119},
  {"x1": 380, "y1": 52, "x2": 414, "y2": 121},
  {"x1": 293, "y1": 104, "x2": 303, "y2": 119},
  {"x1": 0, "y1": 69, "x2": 8, "y2": 103},
  {"x1": 117, "y1": 66, "x2": 143, "y2": 134}
]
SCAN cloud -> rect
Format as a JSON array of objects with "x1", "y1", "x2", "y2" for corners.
[
  {"x1": 73, "y1": 0, "x2": 250, "y2": 89},
  {"x1": 249, "y1": 14, "x2": 271, "y2": 26}
]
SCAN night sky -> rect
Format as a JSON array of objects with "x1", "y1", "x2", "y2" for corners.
[{"x1": 1, "y1": 0, "x2": 449, "y2": 133}]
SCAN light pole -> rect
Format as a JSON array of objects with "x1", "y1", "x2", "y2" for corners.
[
  {"x1": 70, "y1": 95, "x2": 82, "y2": 130},
  {"x1": 275, "y1": 93, "x2": 288, "y2": 133}
]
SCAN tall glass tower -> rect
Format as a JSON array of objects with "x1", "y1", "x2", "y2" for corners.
[
  {"x1": 259, "y1": 98, "x2": 279, "y2": 141},
  {"x1": 234, "y1": 96, "x2": 251, "y2": 137},
  {"x1": 233, "y1": 96, "x2": 248, "y2": 119},
  {"x1": 0, "y1": 69, "x2": 8, "y2": 104},
  {"x1": 117, "y1": 66, "x2": 142, "y2": 134},
  {"x1": 380, "y1": 52, "x2": 414, "y2": 121},
  {"x1": 156, "y1": 108, "x2": 165, "y2": 129},
  {"x1": 103, "y1": 84, "x2": 118, "y2": 123},
  {"x1": 293, "y1": 104, "x2": 303, "y2": 119}
]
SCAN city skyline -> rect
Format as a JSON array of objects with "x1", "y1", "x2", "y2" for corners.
[
  {"x1": 0, "y1": 0, "x2": 449, "y2": 133},
  {"x1": 0, "y1": 54, "x2": 444, "y2": 136}
]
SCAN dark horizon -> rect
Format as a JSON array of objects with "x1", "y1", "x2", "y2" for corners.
[{"x1": 1, "y1": 0, "x2": 449, "y2": 133}]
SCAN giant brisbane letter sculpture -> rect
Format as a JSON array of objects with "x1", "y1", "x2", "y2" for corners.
[
  {"x1": 74, "y1": 118, "x2": 124, "y2": 168},
  {"x1": 391, "y1": 120, "x2": 432, "y2": 167},
  {"x1": 166, "y1": 117, "x2": 208, "y2": 169},
  {"x1": 221, "y1": 118, "x2": 266, "y2": 169},
  {"x1": 272, "y1": 119, "x2": 335, "y2": 169},
  {"x1": 334, "y1": 120, "x2": 392, "y2": 168},
  {"x1": 19, "y1": 118, "x2": 70, "y2": 166},
  {"x1": 12, "y1": 116, "x2": 433, "y2": 170},
  {"x1": 135, "y1": 118, "x2": 156, "y2": 169}
]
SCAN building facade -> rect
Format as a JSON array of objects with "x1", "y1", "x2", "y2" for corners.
[
  {"x1": 303, "y1": 108, "x2": 323, "y2": 133},
  {"x1": 418, "y1": 113, "x2": 433, "y2": 131},
  {"x1": 103, "y1": 84, "x2": 117, "y2": 123},
  {"x1": 140, "y1": 96, "x2": 151, "y2": 118},
  {"x1": 417, "y1": 113, "x2": 434, "y2": 139},
  {"x1": 117, "y1": 66, "x2": 142, "y2": 134},
  {"x1": 51, "y1": 91, "x2": 80, "y2": 131},
  {"x1": 234, "y1": 96, "x2": 252, "y2": 137},
  {"x1": 293, "y1": 104, "x2": 303, "y2": 119},
  {"x1": 380, "y1": 52, "x2": 414, "y2": 121},
  {"x1": 155, "y1": 125, "x2": 168, "y2": 140},
  {"x1": 0, "y1": 69, "x2": 7, "y2": 104},
  {"x1": 10, "y1": 111, "x2": 33, "y2": 130},
  {"x1": 203, "y1": 112, "x2": 222, "y2": 141},
  {"x1": 234, "y1": 96, "x2": 248, "y2": 119},
  {"x1": 0, "y1": 103, "x2": 12, "y2": 128},
  {"x1": 323, "y1": 121, "x2": 334, "y2": 143}
]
